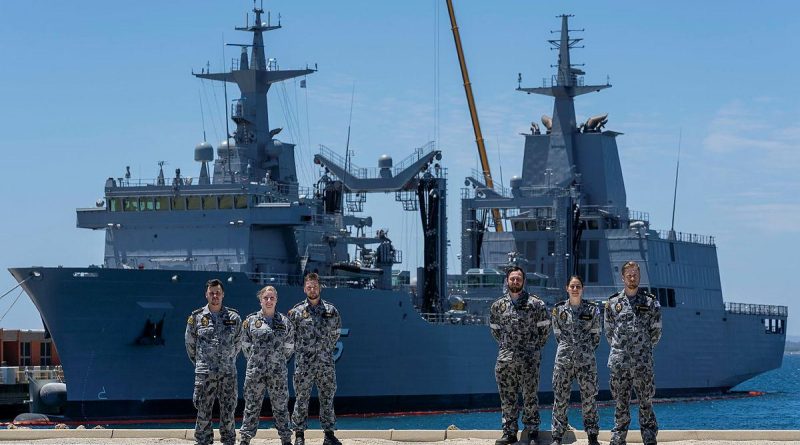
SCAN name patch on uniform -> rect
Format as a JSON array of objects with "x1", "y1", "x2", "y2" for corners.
[
  {"x1": 274, "y1": 323, "x2": 285, "y2": 331},
  {"x1": 223, "y1": 320, "x2": 237, "y2": 326},
  {"x1": 579, "y1": 314, "x2": 593, "y2": 321},
  {"x1": 323, "y1": 312, "x2": 335, "y2": 318},
  {"x1": 615, "y1": 303, "x2": 622, "y2": 313},
  {"x1": 635, "y1": 305, "x2": 650, "y2": 312},
  {"x1": 254, "y1": 319, "x2": 262, "y2": 328},
  {"x1": 560, "y1": 311, "x2": 568, "y2": 321}
]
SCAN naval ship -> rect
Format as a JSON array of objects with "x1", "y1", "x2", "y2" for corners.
[{"x1": 9, "y1": 6, "x2": 787, "y2": 420}]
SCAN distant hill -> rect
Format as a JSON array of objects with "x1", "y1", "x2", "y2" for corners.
[{"x1": 787, "y1": 340, "x2": 800, "y2": 353}]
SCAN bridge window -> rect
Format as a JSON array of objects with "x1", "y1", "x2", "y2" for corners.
[
  {"x1": 667, "y1": 288, "x2": 676, "y2": 307},
  {"x1": 202, "y1": 196, "x2": 218, "y2": 210},
  {"x1": 172, "y1": 197, "x2": 187, "y2": 210},
  {"x1": 235, "y1": 195, "x2": 248, "y2": 209},
  {"x1": 155, "y1": 197, "x2": 170, "y2": 211},
  {"x1": 219, "y1": 195, "x2": 234, "y2": 209},
  {"x1": 122, "y1": 197, "x2": 139, "y2": 211},
  {"x1": 187, "y1": 196, "x2": 202, "y2": 210},
  {"x1": 109, "y1": 198, "x2": 122, "y2": 212},
  {"x1": 513, "y1": 220, "x2": 525, "y2": 231},
  {"x1": 140, "y1": 198, "x2": 155, "y2": 211}
]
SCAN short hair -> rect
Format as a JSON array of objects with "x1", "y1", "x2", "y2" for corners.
[
  {"x1": 304, "y1": 272, "x2": 320, "y2": 284},
  {"x1": 505, "y1": 266, "x2": 525, "y2": 281},
  {"x1": 621, "y1": 261, "x2": 640, "y2": 275},
  {"x1": 567, "y1": 275, "x2": 584, "y2": 287},
  {"x1": 257, "y1": 285, "x2": 277, "y2": 300},
  {"x1": 206, "y1": 278, "x2": 224, "y2": 292}
]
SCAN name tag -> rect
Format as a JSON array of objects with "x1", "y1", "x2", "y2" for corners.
[
  {"x1": 223, "y1": 320, "x2": 237, "y2": 326},
  {"x1": 579, "y1": 314, "x2": 593, "y2": 321}
]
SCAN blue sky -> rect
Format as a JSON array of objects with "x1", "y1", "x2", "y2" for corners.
[{"x1": 1, "y1": 0, "x2": 798, "y2": 335}]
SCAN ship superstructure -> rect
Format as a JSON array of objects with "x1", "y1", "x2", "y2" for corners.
[{"x1": 9, "y1": 9, "x2": 786, "y2": 420}]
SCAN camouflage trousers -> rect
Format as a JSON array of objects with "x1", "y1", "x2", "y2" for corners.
[
  {"x1": 192, "y1": 372, "x2": 238, "y2": 445},
  {"x1": 240, "y1": 365, "x2": 291, "y2": 443},
  {"x1": 494, "y1": 353, "x2": 542, "y2": 434},
  {"x1": 292, "y1": 359, "x2": 337, "y2": 432},
  {"x1": 610, "y1": 364, "x2": 658, "y2": 445},
  {"x1": 551, "y1": 359, "x2": 599, "y2": 438}
]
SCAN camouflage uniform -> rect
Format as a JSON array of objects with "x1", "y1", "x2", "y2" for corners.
[
  {"x1": 604, "y1": 290, "x2": 662, "y2": 445},
  {"x1": 185, "y1": 305, "x2": 242, "y2": 445},
  {"x1": 288, "y1": 298, "x2": 341, "y2": 433},
  {"x1": 551, "y1": 299, "x2": 601, "y2": 440},
  {"x1": 239, "y1": 311, "x2": 295, "y2": 444},
  {"x1": 489, "y1": 290, "x2": 550, "y2": 435}
]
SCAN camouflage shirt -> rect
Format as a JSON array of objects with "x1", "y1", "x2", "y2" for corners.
[
  {"x1": 604, "y1": 289, "x2": 662, "y2": 367},
  {"x1": 242, "y1": 311, "x2": 294, "y2": 372},
  {"x1": 552, "y1": 299, "x2": 601, "y2": 366},
  {"x1": 489, "y1": 290, "x2": 551, "y2": 362},
  {"x1": 185, "y1": 305, "x2": 242, "y2": 375},
  {"x1": 288, "y1": 298, "x2": 341, "y2": 365}
]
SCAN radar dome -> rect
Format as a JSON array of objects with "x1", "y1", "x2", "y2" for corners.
[
  {"x1": 510, "y1": 175, "x2": 523, "y2": 189},
  {"x1": 378, "y1": 154, "x2": 393, "y2": 169},
  {"x1": 217, "y1": 139, "x2": 235, "y2": 156},
  {"x1": 194, "y1": 142, "x2": 214, "y2": 162}
]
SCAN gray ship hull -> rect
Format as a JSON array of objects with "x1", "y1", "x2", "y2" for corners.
[{"x1": 10, "y1": 267, "x2": 785, "y2": 420}]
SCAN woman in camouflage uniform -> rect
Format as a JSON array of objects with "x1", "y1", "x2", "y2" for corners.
[
  {"x1": 550, "y1": 276, "x2": 601, "y2": 445},
  {"x1": 239, "y1": 286, "x2": 294, "y2": 445}
]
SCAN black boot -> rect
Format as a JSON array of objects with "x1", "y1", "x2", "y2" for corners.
[
  {"x1": 495, "y1": 431, "x2": 518, "y2": 445},
  {"x1": 322, "y1": 430, "x2": 342, "y2": 445},
  {"x1": 294, "y1": 431, "x2": 305, "y2": 445},
  {"x1": 550, "y1": 436, "x2": 562, "y2": 445},
  {"x1": 281, "y1": 439, "x2": 293, "y2": 445},
  {"x1": 518, "y1": 429, "x2": 538, "y2": 445},
  {"x1": 588, "y1": 433, "x2": 600, "y2": 445}
]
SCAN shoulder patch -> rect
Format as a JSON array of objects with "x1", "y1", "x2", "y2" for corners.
[
  {"x1": 242, "y1": 319, "x2": 249, "y2": 329},
  {"x1": 191, "y1": 308, "x2": 203, "y2": 315},
  {"x1": 187, "y1": 315, "x2": 195, "y2": 325},
  {"x1": 225, "y1": 306, "x2": 239, "y2": 314},
  {"x1": 555, "y1": 300, "x2": 567, "y2": 307},
  {"x1": 551, "y1": 307, "x2": 558, "y2": 317}
]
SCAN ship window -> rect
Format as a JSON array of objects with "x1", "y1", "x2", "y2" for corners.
[
  {"x1": 123, "y1": 197, "x2": 139, "y2": 211},
  {"x1": 20, "y1": 342, "x2": 31, "y2": 366},
  {"x1": 526, "y1": 221, "x2": 537, "y2": 231},
  {"x1": 155, "y1": 197, "x2": 170, "y2": 211},
  {"x1": 587, "y1": 219, "x2": 599, "y2": 230},
  {"x1": 140, "y1": 198, "x2": 155, "y2": 211},
  {"x1": 172, "y1": 197, "x2": 187, "y2": 210},
  {"x1": 667, "y1": 288, "x2": 676, "y2": 307},
  {"x1": 547, "y1": 241, "x2": 555, "y2": 255},
  {"x1": 235, "y1": 195, "x2": 248, "y2": 209},
  {"x1": 513, "y1": 220, "x2": 525, "y2": 231},
  {"x1": 588, "y1": 263, "x2": 599, "y2": 283},
  {"x1": 40, "y1": 342, "x2": 52, "y2": 366},
  {"x1": 109, "y1": 198, "x2": 122, "y2": 212},
  {"x1": 203, "y1": 196, "x2": 218, "y2": 210},
  {"x1": 187, "y1": 196, "x2": 202, "y2": 210},
  {"x1": 219, "y1": 195, "x2": 234, "y2": 209},
  {"x1": 658, "y1": 288, "x2": 668, "y2": 306}
]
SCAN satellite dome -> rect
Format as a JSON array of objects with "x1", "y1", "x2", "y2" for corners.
[
  {"x1": 217, "y1": 139, "x2": 235, "y2": 156},
  {"x1": 194, "y1": 141, "x2": 214, "y2": 162},
  {"x1": 510, "y1": 175, "x2": 523, "y2": 189},
  {"x1": 378, "y1": 154, "x2": 393, "y2": 169}
]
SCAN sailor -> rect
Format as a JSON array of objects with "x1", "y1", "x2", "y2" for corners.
[
  {"x1": 185, "y1": 278, "x2": 242, "y2": 445},
  {"x1": 289, "y1": 272, "x2": 342, "y2": 445},
  {"x1": 550, "y1": 275, "x2": 601, "y2": 445},
  {"x1": 489, "y1": 266, "x2": 551, "y2": 445},
  {"x1": 239, "y1": 286, "x2": 294, "y2": 445},
  {"x1": 605, "y1": 261, "x2": 662, "y2": 445}
]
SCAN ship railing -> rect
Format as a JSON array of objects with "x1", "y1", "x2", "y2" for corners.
[
  {"x1": 0, "y1": 366, "x2": 64, "y2": 384},
  {"x1": 725, "y1": 302, "x2": 788, "y2": 317},
  {"x1": 419, "y1": 312, "x2": 489, "y2": 325},
  {"x1": 317, "y1": 142, "x2": 445, "y2": 180},
  {"x1": 628, "y1": 209, "x2": 650, "y2": 223},
  {"x1": 655, "y1": 230, "x2": 715, "y2": 246}
]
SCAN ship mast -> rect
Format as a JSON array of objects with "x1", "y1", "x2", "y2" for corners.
[
  {"x1": 517, "y1": 15, "x2": 610, "y2": 188},
  {"x1": 444, "y1": 0, "x2": 503, "y2": 233},
  {"x1": 193, "y1": 5, "x2": 315, "y2": 186}
]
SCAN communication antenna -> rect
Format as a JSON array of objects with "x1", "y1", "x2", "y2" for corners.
[
  {"x1": 198, "y1": 90, "x2": 207, "y2": 142},
  {"x1": 222, "y1": 35, "x2": 233, "y2": 179},
  {"x1": 670, "y1": 129, "x2": 682, "y2": 234}
]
